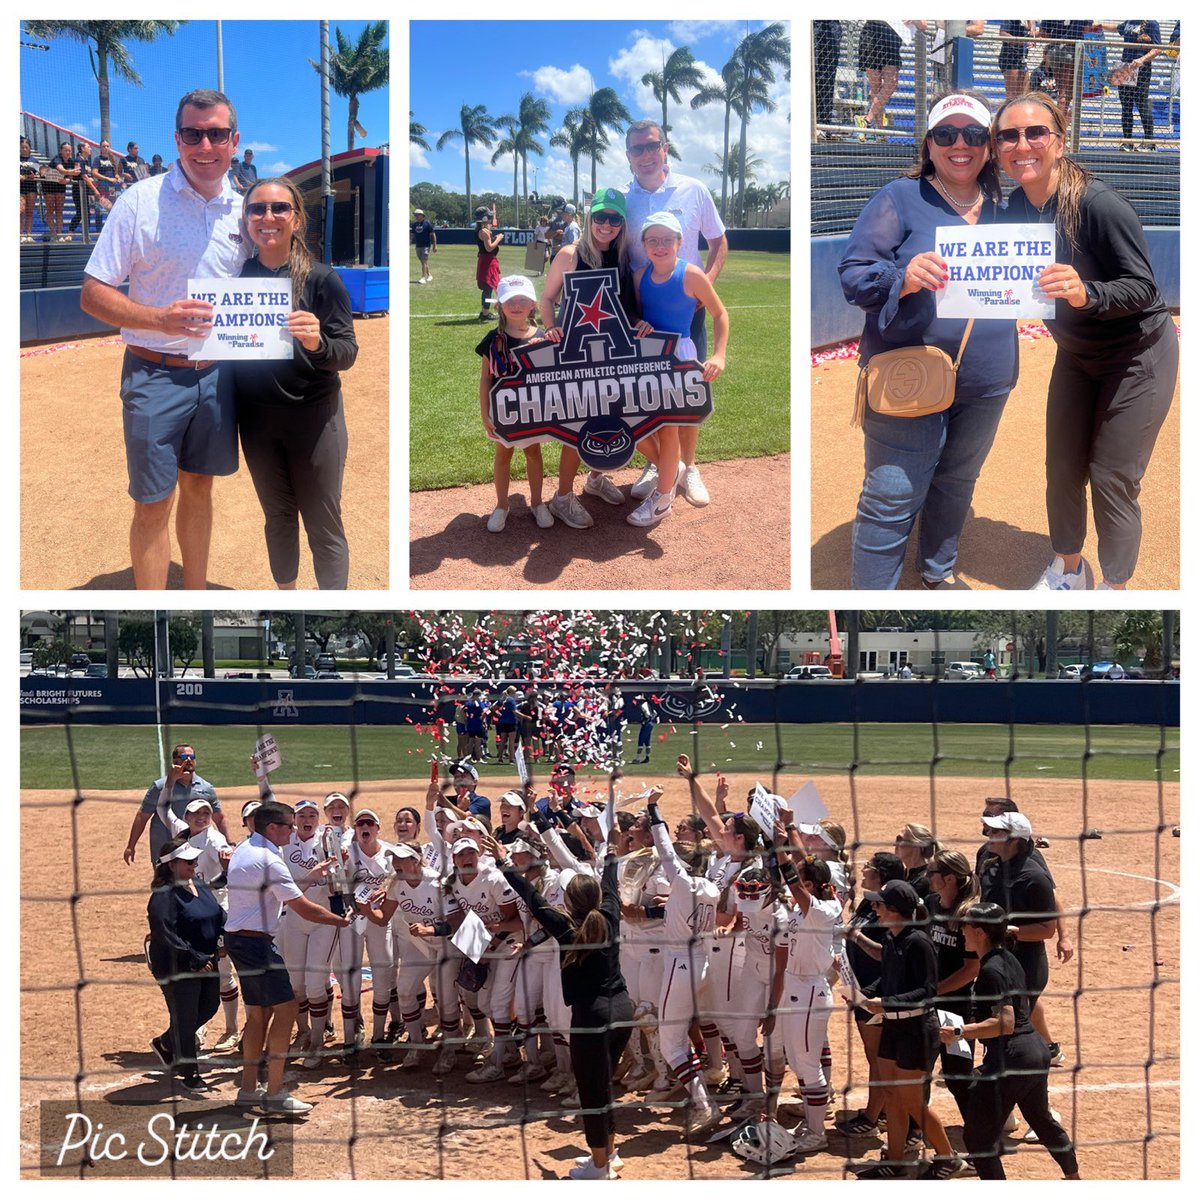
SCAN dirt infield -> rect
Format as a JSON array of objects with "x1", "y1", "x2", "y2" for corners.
[
  {"x1": 20, "y1": 318, "x2": 389, "y2": 590},
  {"x1": 20, "y1": 771, "x2": 1178, "y2": 1180},
  {"x1": 810, "y1": 320, "x2": 1180, "y2": 589},
  {"x1": 409, "y1": 454, "x2": 790, "y2": 590}
]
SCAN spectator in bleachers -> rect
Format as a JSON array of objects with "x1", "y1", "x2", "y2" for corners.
[
  {"x1": 91, "y1": 139, "x2": 122, "y2": 208},
  {"x1": 1105, "y1": 21, "x2": 1163, "y2": 150},
  {"x1": 839, "y1": 90, "x2": 1015, "y2": 589},
  {"x1": 917, "y1": 20, "x2": 985, "y2": 93},
  {"x1": 233, "y1": 148, "x2": 258, "y2": 194},
  {"x1": 1035, "y1": 21, "x2": 1094, "y2": 121},
  {"x1": 149, "y1": 153, "x2": 168, "y2": 177},
  {"x1": 44, "y1": 140, "x2": 80, "y2": 243},
  {"x1": 123, "y1": 140, "x2": 149, "y2": 185},
  {"x1": 857, "y1": 20, "x2": 917, "y2": 139},
  {"x1": 68, "y1": 141, "x2": 100, "y2": 236},
  {"x1": 996, "y1": 93, "x2": 1178, "y2": 591},
  {"x1": 998, "y1": 20, "x2": 1037, "y2": 100},
  {"x1": 20, "y1": 136, "x2": 39, "y2": 243},
  {"x1": 813, "y1": 21, "x2": 842, "y2": 135}
]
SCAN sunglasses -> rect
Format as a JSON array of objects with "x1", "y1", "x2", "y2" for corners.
[
  {"x1": 995, "y1": 124, "x2": 1056, "y2": 147},
  {"x1": 175, "y1": 753, "x2": 196, "y2": 762},
  {"x1": 628, "y1": 140, "x2": 664, "y2": 156},
  {"x1": 246, "y1": 201, "x2": 295, "y2": 218},
  {"x1": 591, "y1": 212, "x2": 624, "y2": 226},
  {"x1": 177, "y1": 127, "x2": 235, "y2": 145},
  {"x1": 928, "y1": 123, "x2": 990, "y2": 148}
]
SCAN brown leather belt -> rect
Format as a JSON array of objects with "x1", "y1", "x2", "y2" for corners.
[
  {"x1": 126, "y1": 343, "x2": 215, "y2": 371},
  {"x1": 225, "y1": 929, "x2": 273, "y2": 940}
]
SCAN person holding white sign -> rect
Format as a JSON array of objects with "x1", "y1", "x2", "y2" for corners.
[
  {"x1": 995, "y1": 93, "x2": 1177, "y2": 591},
  {"x1": 232, "y1": 175, "x2": 358, "y2": 590},
  {"x1": 840, "y1": 91, "x2": 1018, "y2": 590}
]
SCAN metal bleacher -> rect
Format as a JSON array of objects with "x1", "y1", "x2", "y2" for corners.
[{"x1": 812, "y1": 20, "x2": 1181, "y2": 237}]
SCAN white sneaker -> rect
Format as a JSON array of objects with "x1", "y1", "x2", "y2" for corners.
[
  {"x1": 678, "y1": 464, "x2": 710, "y2": 507},
  {"x1": 532, "y1": 502, "x2": 554, "y2": 529},
  {"x1": 541, "y1": 1069, "x2": 570, "y2": 1093},
  {"x1": 703, "y1": 1063, "x2": 728, "y2": 1088},
  {"x1": 1032, "y1": 555, "x2": 1089, "y2": 591},
  {"x1": 508, "y1": 1061, "x2": 548, "y2": 1085},
  {"x1": 465, "y1": 1062, "x2": 506, "y2": 1083},
  {"x1": 584, "y1": 472, "x2": 625, "y2": 505},
  {"x1": 567, "y1": 1159, "x2": 614, "y2": 1179},
  {"x1": 213, "y1": 1030, "x2": 241, "y2": 1052},
  {"x1": 575, "y1": 1152, "x2": 623, "y2": 1172},
  {"x1": 417, "y1": 278, "x2": 426, "y2": 284},
  {"x1": 234, "y1": 1086, "x2": 266, "y2": 1107},
  {"x1": 549, "y1": 492, "x2": 593, "y2": 528},
  {"x1": 486, "y1": 506, "x2": 508, "y2": 533},
  {"x1": 792, "y1": 1128, "x2": 828, "y2": 1154},
  {"x1": 630, "y1": 463, "x2": 659, "y2": 500},
  {"x1": 1003, "y1": 1110, "x2": 1020, "y2": 1135},
  {"x1": 262, "y1": 1090, "x2": 313, "y2": 1114},
  {"x1": 432, "y1": 1045, "x2": 458, "y2": 1076},
  {"x1": 626, "y1": 488, "x2": 674, "y2": 527},
  {"x1": 685, "y1": 1100, "x2": 721, "y2": 1138}
]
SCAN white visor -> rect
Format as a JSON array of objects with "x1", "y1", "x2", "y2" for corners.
[{"x1": 927, "y1": 94, "x2": 992, "y2": 131}]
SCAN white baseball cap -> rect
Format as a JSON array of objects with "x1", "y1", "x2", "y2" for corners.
[
  {"x1": 983, "y1": 812, "x2": 1034, "y2": 839},
  {"x1": 564, "y1": 203, "x2": 577, "y2": 214},
  {"x1": 642, "y1": 210, "x2": 682, "y2": 238},
  {"x1": 354, "y1": 809, "x2": 381, "y2": 826},
  {"x1": 497, "y1": 275, "x2": 537, "y2": 305},
  {"x1": 451, "y1": 837, "x2": 480, "y2": 857},
  {"x1": 387, "y1": 843, "x2": 421, "y2": 862},
  {"x1": 185, "y1": 798, "x2": 213, "y2": 814},
  {"x1": 323, "y1": 791, "x2": 351, "y2": 809},
  {"x1": 453, "y1": 762, "x2": 479, "y2": 783}
]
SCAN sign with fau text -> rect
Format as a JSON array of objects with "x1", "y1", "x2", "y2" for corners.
[
  {"x1": 187, "y1": 277, "x2": 293, "y2": 361},
  {"x1": 488, "y1": 268, "x2": 713, "y2": 469},
  {"x1": 934, "y1": 224, "x2": 1055, "y2": 320}
]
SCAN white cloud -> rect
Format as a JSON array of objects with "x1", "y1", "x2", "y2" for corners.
[
  {"x1": 67, "y1": 122, "x2": 88, "y2": 135},
  {"x1": 665, "y1": 21, "x2": 742, "y2": 44},
  {"x1": 521, "y1": 63, "x2": 593, "y2": 105},
  {"x1": 265, "y1": 161, "x2": 291, "y2": 175},
  {"x1": 243, "y1": 141, "x2": 279, "y2": 154},
  {"x1": 410, "y1": 142, "x2": 429, "y2": 169},
  {"x1": 609, "y1": 37, "x2": 677, "y2": 90}
]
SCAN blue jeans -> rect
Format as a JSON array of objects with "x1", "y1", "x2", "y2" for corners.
[{"x1": 851, "y1": 389, "x2": 1011, "y2": 588}]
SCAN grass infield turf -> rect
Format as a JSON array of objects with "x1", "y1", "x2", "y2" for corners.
[
  {"x1": 21, "y1": 721, "x2": 1177, "y2": 791},
  {"x1": 408, "y1": 244, "x2": 789, "y2": 491}
]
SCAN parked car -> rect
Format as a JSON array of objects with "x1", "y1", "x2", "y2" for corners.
[
  {"x1": 290, "y1": 664, "x2": 317, "y2": 680},
  {"x1": 69, "y1": 652, "x2": 92, "y2": 669},
  {"x1": 945, "y1": 662, "x2": 985, "y2": 681},
  {"x1": 786, "y1": 665, "x2": 835, "y2": 680},
  {"x1": 315, "y1": 654, "x2": 337, "y2": 671},
  {"x1": 316, "y1": 670, "x2": 343, "y2": 680},
  {"x1": 1057, "y1": 664, "x2": 1085, "y2": 679},
  {"x1": 84, "y1": 664, "x2": 109, "y2": 679}
]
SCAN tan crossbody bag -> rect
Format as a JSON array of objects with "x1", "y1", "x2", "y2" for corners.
[{"x1": 852, "y1": 319, "x2": 975, "y2": 427}]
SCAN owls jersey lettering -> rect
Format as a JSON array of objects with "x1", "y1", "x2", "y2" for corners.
[
  {"x1": 285, "y1": 832, "x2": 326, "y2": 897},
  {"x1": 349, "y1": 839, "x2": 395, "y2": 891},
  {"x1": 741, "y1": 901, "x2": 789, "y2": 978},
  {"x1": 451, "y1": 866, "x2": 518, "y2": 926},
  {"x1": 389, "y1": 867, "x2": 458, "y2": 951},
  {"x1": 785, "y1": 896, "x2": 842, "y2": 978}
]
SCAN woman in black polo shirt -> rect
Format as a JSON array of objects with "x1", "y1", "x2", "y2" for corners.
[
  {"x1": 146, "y1": 836, "x2": 225, "y2": 1095},
  {"x1": 942, "y1": 902, "x2": 1080, "y2": 1178},
  {"x1": 233, "y1": 175, "x2": 358, "y2": 589}
]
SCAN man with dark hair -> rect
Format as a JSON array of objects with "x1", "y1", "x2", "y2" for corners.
[
  {"x1": 232, "y1": 147, "x2": 257, "y2": 194},
  {"x1": 622, "y1": 119, "x2": 727, "y2": 507},
  {"x1": 123, "y1": 743, "x2": 229, "y2": 865},
  {"x1": 81, "y1": 88, "x2": 247, "y2": 589},
  {"x1": 224, "y1": 799, "x2": 351, "y2": 1113}
]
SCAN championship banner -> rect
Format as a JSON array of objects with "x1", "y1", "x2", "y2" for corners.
[
  {"x1": 487, "y1": 267, "x2": 713, "y2": 469},
  {"x1": 934, "y1": 225, "x2": 1055, "y2": 320},
  {"x1": 187, "y1": 277, "x2": 293, "y2": 361}
]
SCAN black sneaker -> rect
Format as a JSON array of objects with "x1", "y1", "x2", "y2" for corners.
[
  {"x1": 715, "y1": 1075, "x2": 743, "y2": 1096},
  {"x1": 856, "y1": 1162, "x2": 906, "y2": 1179},
  {"x1": 836, "y1": 1112, "x2": 881, "y2": 1137},
  {"x1": 917, "y1": 1156, "x2": 965, "y2": 1179},
  {"x1": 150, "y1": 1036, "x2": 173, "y2": 1067},
  {"x1": 177, "y1": 1075, "x2": 213, "y2": 1097}
]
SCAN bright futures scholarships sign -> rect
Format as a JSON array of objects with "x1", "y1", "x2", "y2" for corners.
[{"x1": 488, "y1": 268, "x2": 713, "y2": 470}]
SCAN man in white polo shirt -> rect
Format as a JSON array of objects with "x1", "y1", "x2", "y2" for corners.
[
  {"x1": 81, "y1": 88, "x2": 249, "y2": 590},
  {"x1": 224, "y1": 799, "x2": 351, "y2": 1114},
  {"x1": 622, "y1": 119, "x2": 728, "y2": 508}
]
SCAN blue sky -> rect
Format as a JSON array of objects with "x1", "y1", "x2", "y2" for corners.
[
  {"x1": 19, "y1": 20, "x2": 389, "y2": 174},
  {"x1": 410, "y1": 20, "x2": 789, "y2": 200}
]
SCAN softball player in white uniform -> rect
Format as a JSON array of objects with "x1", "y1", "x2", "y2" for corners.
[
  {"x1": 347, "y1": 810, "x2": 398, "y2": 1046},
  {"x1": 646, "y1": 791, "x2": 721, "y2": 1135}
]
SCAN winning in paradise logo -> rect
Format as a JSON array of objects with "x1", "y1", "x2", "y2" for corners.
[{"x1": 488, "y1": 268, "x2": 714, "y2": 470}]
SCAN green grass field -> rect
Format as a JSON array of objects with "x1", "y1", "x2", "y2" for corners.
[
  {"x1": 408, "y1": 244, "x2": 790, "y2": 491},
  {"x1": 21, "y1": 721, "x2": 1177, "y2": 792}
]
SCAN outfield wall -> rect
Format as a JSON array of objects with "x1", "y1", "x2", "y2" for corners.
[
  {"x1": 433, "y1": 228, "x2": 789, "y2": 253},
  {"x1": 19, "y1": 678, "x2": 1179, "y2": 728},
  {"x1": 811, "y1": 229, "x2": 1181, "y2": 349}
]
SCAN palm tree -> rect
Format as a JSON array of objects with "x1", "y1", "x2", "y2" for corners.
[
  {"x1": 730, "y1": 22, "x2": 790, "y2": 225},
  {"x1": 550, "y1": 109, "x2": 590, "y2": 208},
  {"x1": 691, "y1": 57, "x2": 752, "y2": 223},
  {"x1": 491, "y1": 115, "x2": 520, "y2": 228},
  {"x1": 584, "y1": 87, "x2": 632, "y2": 195},
  {"x1": 438, "y1": 103, "x2": 501, "y2": 224},
  {"x1": 22, "y1": 20, "x2": 183, "y2": 148},
  {"x1": 515, "y1": 92, "x2": 551, "y2": 228},
  {"x1": 703, "y1": 147, "x2": 763, "y2": 188},
  {"x1": 325, "y1": 21, "x2": 389, "y2": 151},
  {"x1": 410, "y1": 112, "x2": 431, "y2": 152},
  {"x1": 641, "y1": 46, "x2": 704, "y2": 156}
]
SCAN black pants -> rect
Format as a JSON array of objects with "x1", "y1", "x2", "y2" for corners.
[
  {"x1": 159, "y1": 974, "x2": 221, "y2": 1079},
  {"x1": 1119, "y1": 74, "x2": 1154, "y2": 138},
  {"x1": 964, "y1": 1036, "x2": 1078, "y2": 1179},
  {"x1": 570, "y1": 992, "x2": 634, "y2": 1150},
  {"x1": 1045, "y1": 319, "x2": 1177, "y2": 584},
  {"x1": 939, "y1": 1039, "x2": 975, "y2": 1120},
  {"x1": 813, "y1": 21, "x2": 842, "y2": 126},
  {"x1": 238, "y1": 394, "x2": 349, "y2": 589}
]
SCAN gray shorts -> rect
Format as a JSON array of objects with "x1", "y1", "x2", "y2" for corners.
[
  {"x1": 415, "y1": 244, "x2": 431, "y2": 261},
  {"x1": 120, "y1": 351, "x2": 238, "y2": 503}
]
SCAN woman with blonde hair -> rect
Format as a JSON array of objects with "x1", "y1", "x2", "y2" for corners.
[
  {"x1": 232, "y1": 175, "x2": 358, "y2": 589},
  {"x1": 893, "y1": 822, "x2": 940, "y2": 898}
]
